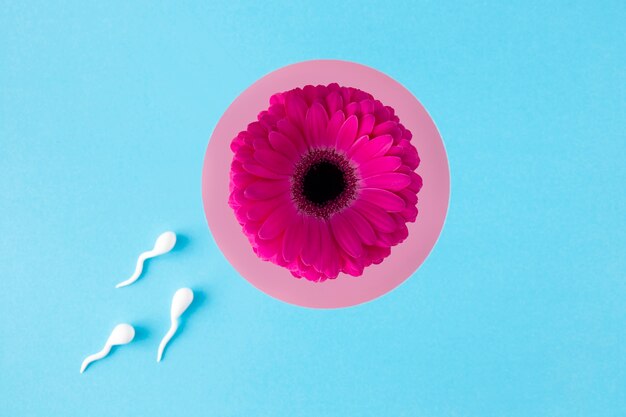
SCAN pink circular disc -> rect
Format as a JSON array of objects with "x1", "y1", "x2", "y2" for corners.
[{"x1": 202, "y1": 60, "x2": 449, "y2": 308}]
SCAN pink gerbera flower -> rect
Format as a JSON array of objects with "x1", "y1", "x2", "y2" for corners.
[{"x1": 228, "y1": 84, "x2": 422, "y2": 282}]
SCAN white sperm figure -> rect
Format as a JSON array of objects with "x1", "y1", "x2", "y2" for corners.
[
  {"x1": 116, "y1": 231, "x2": 177, "y2": 288},
  {"x1": 157, "y1": 288, "x2": 194, "y2": 362},
  {"x1": 80, "y1": 323, "x2": 135, "y2": 373}
]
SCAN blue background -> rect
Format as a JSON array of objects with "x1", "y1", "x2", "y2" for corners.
[{"x1": 1, "y1": 1, "x2": 625, "y2": 416}]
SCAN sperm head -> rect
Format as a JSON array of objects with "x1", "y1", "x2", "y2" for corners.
[
  {"x1": 106, "y1": 323, "x2": 135, "y2": 346},
  {"x1": 154, "y1": 231, "x2": 176, "y2": 254},
  {"x1": 170, "y1": 288, "x2": 194, "y2": 321}
]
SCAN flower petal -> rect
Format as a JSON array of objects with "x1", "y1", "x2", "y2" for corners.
[
  {"x1": 302, "y1": 85, "x2": 317, "y2": 104},
  {"x1": 366, "y1": 245, "x2": 391, "y2": 264},
  {"x1": 254, "y1": 149, "x2": 295, "y2": 175},
  {"x1": 346, "y1": 135, "x2": 369, "y2": 159},
  {"x1": 242, "y1": 162, "x2": 286, "y2": 180},
  {"x1": 231, "y1": 172, "x2": 256, "y2": 188},
  {"x1": 254, "y1": 235, "x2": 282, "y2": 260},
  {"x1": 258, "y1": 203, "x2": 295, "y2": 240},
  {"x1": 373, "y1": 230, "x2": 396, "y2": 247},
  {"x1": 305, "y1": 102, "x2": 329, "y2": 147},
  {"x1": 402, "y1": 143, "x2": 420, "y2": 169},
  {"x1": 397, "y1": 188, "x2": 418, "y2": 206},
  {"x1": 230, "y1": 189, "x2": 247, "y2": 206},
  {"x1": 243, "y1": 220, "x2": 261, "y2": 236},
  {"x1": 408, "y1": 172, "x2": 423, "y2": 193},
  {"x1": 330, "y1": 212, "x2": 363, "y2": 258},
  {"x1": 247, "y1": 121, "x2": 266, "y2": 137},
  {"x1": 362, "y1": 173, "x2": 411, "y2": 191},
  {"x1": 336, "y1": 115, "x2": 358, "y2": 151},
  {"x1": 318, "y1": 220, "x2": 340, "y2": 278},
  {"x1": 324, "y1": 111, "x2": 345, "y2": 147},
  {"x1": 401, "y1": 204, "x2": 418, "y2": 222},
  {"x1": 252, "y1": 136, "x2": 271, "y2": 150},
  {"x1": 359, "y1": 99, "x2": 375, "y2": 114},
  {"x1": 244, "y1": 179, "x2": 289, "y2": 200},
  {"x1": 282, "y1": 215, "x2": 305, "y2": 263},
  {"x1": 359, "y1": 188, "x2": 406, "y2": 212},
  {"x1": 277, "y1": 119, "x2": 307, "y2": 154},
  {"x1": 342, "y1": 256, "x2": 364, "y2": 277},
  {"x1": 300, "y1": 265, "x2": 323, "y2": 282},
  {"x1": 351, "y1": 134, "x2": 394, "y2": 164},
  {"x1": 343, "y1": 207, "x2": 377, "y2": 245},
  {"x1": 268, "y1": 131, "x2": 299, "y2": 160},
  {"x1": 325, "y1": 91, "x2": 343, "y2": 115},
  {"x1": 352, "y1": 200, "x2": 397, "y2": 233},
  {"x1": 371, "y1": 120, "x2": 396, "y2": 136},
  {"x1": 359, "y1": 156, "x2": 402, "y2": 178},
  {"x1": 345, "y1": 102, "x2": 359, "y2": 116},
  {"x1": 285, "y1": 92, "x2": 308, "y2": 130},
  {"x1": 357, "y1": 114, "x2": 376, "y2": 137},
  {"x1": 300, "y1": 216, "x2": 320, "y2": 266},
  {"x1": 374, "y1": 106, "x2": 391, "y2": 123},
  {"x1": 233, "y1": 144, "x2": 253, "y2": 161},
  {"x1": 247, "y1": 195, "x2": 290, "y2": 221}
]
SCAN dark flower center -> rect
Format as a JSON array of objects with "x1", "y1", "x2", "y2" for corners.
[
  {"x1": 302, "y1": 161, "x2": 345, "y2": 205},
  {"x1": 292, "y1": 149, "x2": 357, "y2": 219}
]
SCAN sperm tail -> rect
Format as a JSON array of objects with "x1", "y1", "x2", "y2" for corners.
[
  {"x1": 157, "y1": 323, "x2": 178, "y2": 362},
  {"x1": 80, "y1": 345, "x2": 111, "y2": 373},
  {"x1": 115, "y1": 251, "x2": 152, "y2": 288}
]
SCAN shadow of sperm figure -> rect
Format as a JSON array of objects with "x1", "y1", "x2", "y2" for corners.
[
  {"x1": 132, "y1": 324, "x2": 152, "y2": 343},
  {"x1": 171, "y1": 233, "x2": 191, "y2": 253}
]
